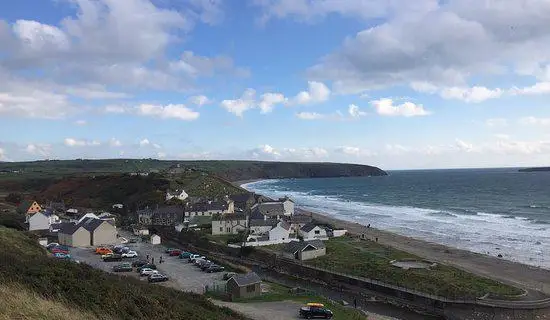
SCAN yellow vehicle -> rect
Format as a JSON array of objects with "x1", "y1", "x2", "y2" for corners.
[{"x1": 306, "y1": 303, "x2": 324, "y2": 308}]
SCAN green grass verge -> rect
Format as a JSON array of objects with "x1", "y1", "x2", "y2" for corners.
[
  {"x1": 302, "y1": 236, "x2": 522, "y2": 299},
  {"x1": 0, "y1": 226, "x2": 250, "y2": 320},
  {"x1": 231, "y1": 282, "x2": 367, "y2": 319}
]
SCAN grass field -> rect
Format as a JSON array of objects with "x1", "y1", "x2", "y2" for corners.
[
  {"x1": 301, "y1": 236, "x2": 522, "y2": 299},
  {"x1": 0, "y1": 226, "x2": 250, "y2": 320}
]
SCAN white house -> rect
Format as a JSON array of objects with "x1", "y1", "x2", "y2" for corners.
[
  {"x1": 211, "y1": 214, "x2": 248, "y2": 235},
  {"x1": 27, "y1": 211, "x2": 60, "y2": 231},
  {"x1": 166, "y1": 189, "x2": 188, "y2": 202},
  {"x1": 150, "y1": 234, "x2": 161, "y2": 245},
  {"x1": 66, "y1": 208, "x2": 79, "y2": 215},
  {"x1": 250, "y1": 197, "x2": 294, "y2": 221},
  {"x1": 249, "y1": 219, "x2": 277, "y2": 235},
  {"x1": 175, "y1": 223, "x2": 185, "y2": 232},
  {"x1": 185, "y1": 200, "x2": 234, "y2": 221},
  {"x1": 98, "y1": 212, "x2": 116, "y2": 223},
  {"x1": 268, "y1": 221, "x2": 291, "y2": 241},
  {"x1": 299, "y1": 224, "x2": 327, "y2": 240}
]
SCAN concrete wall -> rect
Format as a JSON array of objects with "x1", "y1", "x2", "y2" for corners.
[
  {"x1": 28, "y1": 213, "x2": 50, "y2": 231},
  {"x1": 92, "y1": 221, "x2": 117, "y2": 246},
  {"x1": 300, "y1": 247, "x2": 326, "y2": 261},
  {"x1": 242, "y1": 238, "x2": 296, "y2": 247},
  {"x1": 269, "y1": 225, "x2": 290, "y2": 241},
  {"x1": 332, "y1": 230, "x2": 347, "y2": 237}
]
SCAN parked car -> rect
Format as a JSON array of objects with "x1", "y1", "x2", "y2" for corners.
[
  {"x1": 136, "y1": 264, "x2": 157, "y2": 272},
  {"x1": 188, "y1": 254, "x2": 205, "y2": 263},
  {"x1": 119, "y1": 237, "x2": 129, "y2": 244},
  {"x1": 165, "y1": 248, "x2": 177, "y2": 253},
  {"x1": 299, "y1": 306, "x2": 333, "y2": 319},
  {"x1": 113, "y1": 246, "x2": 130, "y2": 254},
  {"x1": 140, "y1": 268, "x2": 158, "y2": 276},
  {"x1": 51, "y1": 247, "x2": 69, "y2": 254},
  {"x1": 206, "y1": 265, "x2": 225, "y2": 273},
  {"x1": 132, "y1": 260, "x2": 149, "y2": 268},
  {"x1": 148, "y1": 273, "x2": 168, "y2": 283},
  {"x1": 168, "y1": 249, "x2": 182, "y2": 256},
  {"x1": 96, "y1": 247, "x2": 112, "y2": 255},
  {"x1": 46, "y1": 243, "x2": 60, "y2": 250},
  {"x1": 121, "y1": 251, "x2": 138, "y2": 258},
  {"x1": 196, "y1": 259, "x2": 212, "y2": 268},
  {"x1": 113, "y1": 263, "x2": 133, "y2": 272},
  {"x1": 53, "y1": 252, "x2": 71, "y2": 259},
  {"x1": 199, "y1": 262, "x2": 214, "y2": 271},
  {"x1": 103, "y1": 254, "x2": 123, "y2": 262},
  {"x1": 179, "y1": 252, "x2": 192, "y2": 259}
]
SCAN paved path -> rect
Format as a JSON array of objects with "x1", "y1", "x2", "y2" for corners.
[{"x1": 213, "y1": 300, "x2": 303, "y2": 320}]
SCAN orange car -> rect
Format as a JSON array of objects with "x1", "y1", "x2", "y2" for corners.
[{"x1": 95, "y1": 247, "x2": 113, "y2": 255}]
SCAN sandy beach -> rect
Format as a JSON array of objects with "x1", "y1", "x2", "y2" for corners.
[{"x1": 237, "y1": 180, "x2": 550, "y2": 297}]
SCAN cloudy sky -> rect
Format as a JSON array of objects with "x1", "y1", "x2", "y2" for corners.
[{"x1": 1, "y1": 0, "x2": 550, "y2": 169}]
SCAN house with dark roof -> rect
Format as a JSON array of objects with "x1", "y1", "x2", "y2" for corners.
[
  {"x1": 282, "y1": 240, "x2": 326, "y2": 261},
  {"x1": 226, "y1": 272, "x2": 262, "y2": 299},
  {"x1": 250, "y1": 197, "x2": 294, "y2": 221},
  {"x1": 249, "y1": 219, "x2": 278, "y2": 235},
  {"x1": 211, "y1": 213, "x2": 248, "y2": 235},
  {"x1": 58, "y1": 217, "x2": 117, "y2": 247},
  {"x1": 137, "y1": 207, "x2": 153, "y2": 225},
  {"x1": 229, "y1": 193, "x2": 256, "y2": 211},
  {"x1": 184, "y1": 200, "x2": 234, "y2": 221},
  {"x1": 152, "y1": 206, "x2": 184, "y2": 226},
  {"x1": 17, "y1": 200, "x2": 42, "y2": 215},
  {"x1": 268, "y1": 220, "x2": 291, "y2": 241},
  {"x1": 282, "y1": 213, "x2": 313, "y2": 234},
  {"x1": 299, "y1": 223, "x2": 327, "y2": 240}
]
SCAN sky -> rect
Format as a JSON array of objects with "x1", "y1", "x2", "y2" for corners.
[{"x1": 1, "y1": 0, "x2": 550, "y2": 170}]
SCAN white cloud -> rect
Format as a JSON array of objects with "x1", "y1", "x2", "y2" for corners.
[
  {"x1": 455, "y1": 139, "x2": 474, "y2": 152},
  {"x1": 303, "y1": 1, "x2": 550, "y2": 95},
  {"x1": 485, "y1": 118, "x2": 508, "y2": 127},
  {"x1": 335, "y1": 146, "x2": 374, "y2": 157},
  {"x1": 248, "y1": 144, "x2": 328, "y2": 160},
  {"x1": 348, "y1": 104, "x2": 367, "y2": 118},
  {"x1": 64, "y1": 86, "x2": 130, "y2": 100},
  {"x1": 188, "y1": 95, "x2": 211, "y2": 106},
  {"x1": 13, "y1": 20, "x2": 70, "y2": 52},
  {"x1": 139, "y1": 139, "x2": 150, "y2": 147},
  {"x1": 510, "y1": 82, "x2": 550, "y2": 96},
  {"x1": 296, "y1": 112, "x2": 326, "y2": 120},
  {"x1": 74, "y1": 119, "x2": 87, "y2": 126},
  {"x1": 170, "y1": 51, "x2": 249, "y2": 78},
  {"x1": 0, "y1": 90, "x2": 73, "y2": 118},
  {"x1": 440, "y1": 86, "x2": 503, "y2": 103},
  {"x1": 103, "y1": 105, "x2": 128, "y2": 114},
  {"x1": 64, "y1": 138, "x2": 101, "y2": 147},
  {"x1": 0, "y1": 147, "x2": 4, "y2": 160},
  {"x1": 519, "y1": 116, "x2": 550, "y2": 126},
  {"x1": 137, "y1": 104, "x2": 199, "y2": 121},
  {"x1": 220, "y1": 88, "x2": 256, "y2": 117},
  {"x1": 292, "y1": 81, "x2": 330, "y2": 105},
  {"x1": 157, "y1": 152, "x2": 167, "y2": 159},
  {"x1": 372, "y1": 98, "x2": 430, "y2": 117},
  {"x1": 24, "y1": 144, "x2": 51, "y2": 157},
  {"x1": 153, "y1": 143, "x2": 162, "y2": 149},
  {"x1": 109, "y1": 138, "x2": 122, "y2": 147},
  {"x1": 259, "y1": 92, "x2": 287, "y2": 113}
]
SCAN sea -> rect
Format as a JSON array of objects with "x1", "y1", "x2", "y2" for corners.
[{"x1": 242, "y1": 168, "x2": 550, "y2": 269}]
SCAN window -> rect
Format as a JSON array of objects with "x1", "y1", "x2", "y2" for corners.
[
  {"x1": 226, "y1": 227, "x2": 231, "y2": 233},
  {"x1": 246, "y1": 285, "x2": 255, "y2": 292},
  {"x1": 314, "y1": 230, "x2": 320, "y2": 235},
  {"x1": 219, "y1": 227, "x2": 223, "y2": 232}
]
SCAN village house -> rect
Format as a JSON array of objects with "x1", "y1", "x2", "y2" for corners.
[
  {"x1": 150, "y1": 234, "x2": 161, "y2": 245},
  {"x1": 133, "y1": 226, "x2": 149, "y2": 236},
  {"x1": 299, "y1": 223, "x2": 327, "y2": 240},
  {"x1": 283, "y1": 214, "x2": 313, "y2": 234},
  {"x1": 184, "y1": 200, "x2": 234, "y2": 221},
  {"x1": 152, "y1": 206, "x2": 184, "y2": 226},
  {"x1": 268, "y1": 221, "x2": 291, "y2": 241},
  {"x1": 97, "y1": 212, "x2": 116, "y2": 223},
  {"x1": 249, "y1": 219, "x2": 278, "y2": 235},
  {"x1": 282, "y1": 240, "x2": 326, "y2": 261},
  {"x1": 71, "y1": 212, "x2": 100, "y2": 224},
  {"x1": 26, "y1": 209, "x2": 61, "y2": 231},
  {"x1": 17, "y1": 200, "x2": 42, "y2": 215},
  {"x1": 226, "y1": 272, "x2": 262, "y2": 299},
  {"x1": 211, "y1": 214, "x2": 248, "y2": 235},
  {"x1": 137, "y1": 208, "x2": 153, "y2": 225},
  {"x1": 250, "y1": 197, "x2": 294, "y2": 221},
  {"x1": 229, "y1": 193, "x2": 256, "y2": 211},
  {"x1": 66, "y1": 208, "x2": 79, "y2": 215},
  {"x1": 166, "y1": 189, "x2": 188, "y2": 202},
  {"x1": 58, "y1": 218, "x2": 117, "y2": 247},
  {"x1": 112, "y1": 204, "x2": 123, "y2": 210}
]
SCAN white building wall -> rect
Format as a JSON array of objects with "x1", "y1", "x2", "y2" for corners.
[
  {"x1": 268, "y1": 225, "x2": 290, "y2": 241},
  {"x1": 28, "y1": 213, "x2": 50, "y2": 231},
  {"x1": 300, "y1": 226, "x2": 328, "y2": 239},
  {"x1": 282, "y1": 200, "x2": 294, "y2": 215}
]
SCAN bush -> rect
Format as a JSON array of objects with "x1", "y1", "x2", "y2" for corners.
[{"x1": 5, "y1": 193, "x2": 22, "y2": 204}]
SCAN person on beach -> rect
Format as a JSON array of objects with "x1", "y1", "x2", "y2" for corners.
[
  {"x1": 159, "y1": 256, "x2": 163, "y2": 264},
  {"x1": 146, "y1": 254, "x2": 149, "y2": 261}
]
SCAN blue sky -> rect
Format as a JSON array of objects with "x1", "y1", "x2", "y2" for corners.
[{"x1": 1, "y1": 0, "x2": 550, "y2": 169}]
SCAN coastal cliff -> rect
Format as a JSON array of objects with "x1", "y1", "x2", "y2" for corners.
[{"x1": 519, "y1": 167, "x2": 550, "y2": 172}]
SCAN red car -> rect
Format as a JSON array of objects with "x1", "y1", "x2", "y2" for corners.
[
  {"x1": 51, "y1": 248, "x2": 69, "y2": 254},
  {"x1": 168, "y1": 249, "x2": 182, "y2": 256}
]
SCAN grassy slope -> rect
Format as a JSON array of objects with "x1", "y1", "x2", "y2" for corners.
[
  {"x1": 301, "y1": 236, "x2": 522, "y2": 299},
  {"x1": 0, "y1": 227, "x2": 250, "y2": 320}
]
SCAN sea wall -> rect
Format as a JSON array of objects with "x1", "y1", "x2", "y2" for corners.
[{"x1": 160, "y1": 229, "x2": 550, "y2": 320}]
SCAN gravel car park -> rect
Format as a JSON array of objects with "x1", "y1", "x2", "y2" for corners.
[{"x1": 70, "y1": 232, "x2": 225, "y2": 293}]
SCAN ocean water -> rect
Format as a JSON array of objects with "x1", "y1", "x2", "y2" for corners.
[{"x1": 243, "y1": 168, "x2": 550, "y2": 269}]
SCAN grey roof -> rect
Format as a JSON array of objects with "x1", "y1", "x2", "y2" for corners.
[
  {"x1": 229, "y1": 193, "x2": 254, "y2": 203},
  {"x1": 229, "y1": 272, "x2": 261, "y2": 287},
  {"x1": 58, "y1": 222, "x2": 79, "y2": 234},
  {"x1": 284, "y1": 214, "x2": 312, "y2": 224},
  {"x1": 79, "y1": 217, "x2": 105, "y2": 232},
  {"x1": 283, "y1": 240, "x2": 325, "y2": 255},
  {"x1": 213, "y1": 213, "x2": 247, "y2": 221},
  {"x1": 300, "y1": 223, "x2": 319, "y2": 233},
  {"x1": 249, "y1": 219, "x2": 278, "y2": 227},
  {"x1": 154, "y1": 205, "x2": 184, "y2": 215},
  {"x1": 186, "y1": 201, "x2": 228, "y2": 212},
  {"x1": 251, "y1": 202, "x2": 285, "y2": 217}
]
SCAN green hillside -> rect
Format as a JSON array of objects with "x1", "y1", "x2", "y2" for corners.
[{"x1": 0, "y1": 226, "x2": 249, "y2": 320}]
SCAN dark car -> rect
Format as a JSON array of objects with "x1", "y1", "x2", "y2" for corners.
[
  {"x1": 148, "y1": 273, "x2": 168, "y2": 283},
  {"x1": 299, "y1": 306, "x2": 333, "y2": 319},
  {"x1": 206, "y1": 265, "x2": 225, "y2": 273},
  {"x1": 131, "y1": 260, "x2": 149, "y2": 268},
  {"x1": 136, "y1": 264, "x2": 157, "y2": 272},
  {"x1": 113, "y1": 263, "x2": 133, "y2": 272},
  {"x1": 103, "y1": 254, "x2": 123, "y2": 262},
  {"x1": 200, "y1": 262, "x2": 215, "y2": 271}
]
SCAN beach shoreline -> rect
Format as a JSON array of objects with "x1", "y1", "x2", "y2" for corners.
[{"x1": 236, "y1": 179, "x2": 550, "y2": 295}]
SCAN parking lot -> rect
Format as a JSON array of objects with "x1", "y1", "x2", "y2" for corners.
[{"x1": 69, "y1": 232, "x2": 225, "y2": 294}]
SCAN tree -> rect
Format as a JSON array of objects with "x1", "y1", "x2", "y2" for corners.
[{"x1": 5, "y1": 193, "x2": 22, "y2": 204}]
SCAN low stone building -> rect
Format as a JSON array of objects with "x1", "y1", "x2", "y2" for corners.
[
  {"x1": 211, "y1": 214, "x2": 248, "y2": 235},
  {"x1": 226, "y1": 272, "x2": 262, "y2": 299},
  {"x1": 282, "y1": 240, "x2": 326, "y2": 261},
  {"x1": 250, "y1": 197, "x2": 294, "y2": 220},
  {"x1": 58, "y1": 218, "x2": 117, "y2": 247},
  {"x1": 268, "y1": 221, "x2": 291, "y2": 241}
]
